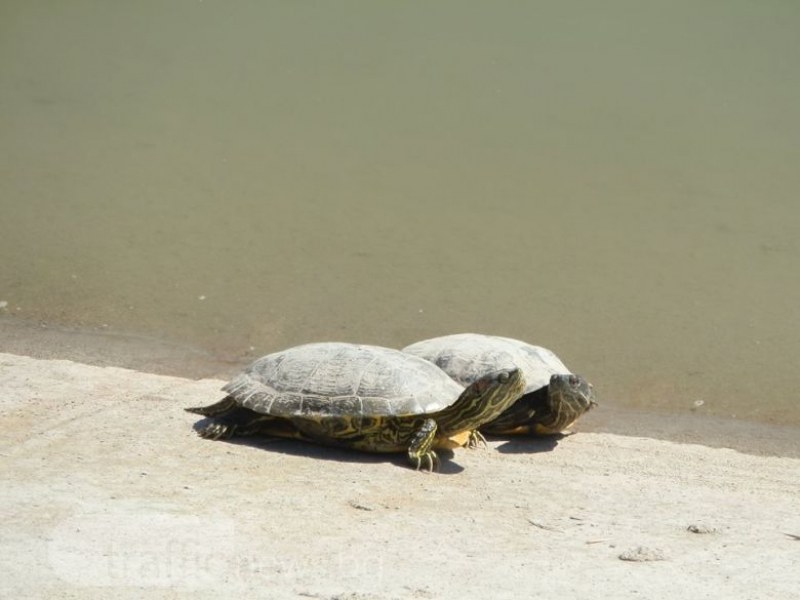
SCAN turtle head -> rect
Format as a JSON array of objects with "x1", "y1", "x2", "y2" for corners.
[
  {"x1": 436, "y1": 368, "x2": 526, "y2": 437},
  {"x1": 537, "y1": 373, "x2": 596, "y2": 433}
]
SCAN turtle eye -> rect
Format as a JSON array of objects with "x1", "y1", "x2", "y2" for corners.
[
  {"x1": 497, "y1": 371, "x2": 510, "y2": 383},
  {"x1": 569, "y1": 375, "x2": 579, "y2": 385}
]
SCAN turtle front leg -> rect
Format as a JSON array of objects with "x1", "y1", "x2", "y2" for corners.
[
  {"x1": 408, "y1": 418, "x2": 439, "y2": 471},
  {"x1": 466, "y1": 429, "x2": 488, "y2": 449}
]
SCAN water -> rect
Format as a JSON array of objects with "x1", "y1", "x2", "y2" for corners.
[{"x1": 2, "y1": 2, "x2": 799, "y2": 436}]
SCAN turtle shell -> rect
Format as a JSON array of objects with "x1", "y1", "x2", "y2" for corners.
[
  {"x1": 223, "y1": 342, "x2": 463, "y2": 419},
  {"x1": 402, "y1": 333, "x2": 570, "y2": 394}
]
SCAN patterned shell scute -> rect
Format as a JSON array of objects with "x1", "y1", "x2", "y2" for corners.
[
  {"x1": 403, "y1": 333, "x2": 570, "y2": 394},
  {"x1": 222, "y1": 342, "x2": 463, "y2": 418}
]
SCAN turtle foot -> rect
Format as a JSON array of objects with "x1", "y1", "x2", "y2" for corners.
[
  {"x1": 197, "y1": 422, "x2": 236, "y2": 440},
  {"x1": 408, "y1": 418, "x2": 439, "y2": 471},
  {"x1": 410, "y1": 450, "x2": 440, "y2": 472},
  {"x1": 466, "y1": 430, "x2": 488, "y2": 449}
]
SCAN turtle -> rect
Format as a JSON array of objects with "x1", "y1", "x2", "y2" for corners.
[
  {"x1": 185, "y1": 342, "x2": 525, "y2": 470},
  {"x1": 402, "y1": 333, "x2": 596, "y2": 436}
]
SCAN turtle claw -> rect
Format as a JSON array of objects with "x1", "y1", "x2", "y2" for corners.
[
  {"x1": 197, "y1": 422, "x2": 236, "y2": 440},
  {"x1": 467, "y1": 430, "x2": 488, "y2": 449},
  {"x1": 408, "y1": 418, "x2": 439, "y2": 471},
  {"x1": 411, "y1": 451, "x2": 439, "y2": 472}
]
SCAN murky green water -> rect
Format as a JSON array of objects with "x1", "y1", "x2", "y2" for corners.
[{"x1": 2, "y1": 2, "x2": 799, "y2": 431}]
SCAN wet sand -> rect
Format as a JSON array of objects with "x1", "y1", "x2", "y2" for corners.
[{"x1": 1, "y1": 350, "x2": 798, "y2": 599}]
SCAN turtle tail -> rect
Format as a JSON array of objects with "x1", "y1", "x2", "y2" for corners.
[{"x1": 184, "y1": 395, "x2": 237, "y2": 417}]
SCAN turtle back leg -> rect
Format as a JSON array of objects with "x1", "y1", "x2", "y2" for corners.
[{"x1": 185, "y1": 397, "x2": 289, "y2": 440}]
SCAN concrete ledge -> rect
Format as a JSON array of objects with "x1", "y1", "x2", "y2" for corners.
[{"x1": 2, "y1": 352, "x2": 798, "y2": 599}]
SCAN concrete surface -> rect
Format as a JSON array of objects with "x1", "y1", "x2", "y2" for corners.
[{"x1": 1, "y1": 352, "x2": 798, "y2": 599}]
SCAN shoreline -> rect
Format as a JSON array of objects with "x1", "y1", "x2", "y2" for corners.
[
  {"x1": 2, "y1": 350, "x2": 798, "y2": 598},
  {"x1": 2, "y1": 314, "x2": 798, "y2": 459}
]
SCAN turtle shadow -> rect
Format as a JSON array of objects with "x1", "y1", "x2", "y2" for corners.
[
  {"x1": 189, "y1": 421, "x2": 465, "y2": 474},
  {"x1": 490, "y1": 434, "x2": 566, "y2": 454}
]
